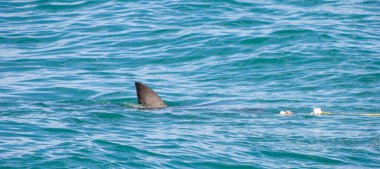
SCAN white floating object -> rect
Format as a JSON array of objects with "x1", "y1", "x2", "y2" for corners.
[
  {"x1": 280, "y1": 111, "x2": 294, "y2": 116},
  {"x1": 311, "y1": 108, "x2": 323, "y2": 115}
]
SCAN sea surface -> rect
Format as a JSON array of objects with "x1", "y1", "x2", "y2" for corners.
[{"x1": 1, "y1": 0, "x2": 380, "y2": 168}]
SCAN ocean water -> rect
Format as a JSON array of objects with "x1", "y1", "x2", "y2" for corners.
[{"x1": 1, "y1": 0, "x2": 380, "y2": 168}]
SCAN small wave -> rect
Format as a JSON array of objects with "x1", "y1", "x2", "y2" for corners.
[
  {"x1": 262, "y1": 150, "x2": 346, "y2": 164},
  {"x1": 92, "y1": 139, "x2": 169, "y2": 158},
  {"x1": 270, "y1": 29, "x2": 316, "y2": 36},
  {"x1": 35, "y1": 1, "x2": 102, "y2": 12},
  {"x1": 91, "y1": 112, "x2": 125, "y2": 119},
  {"x1": 240, "y1": 37, "x2": 270, "y2": 45},
  {"x1": 43, "y1": 127, "x2": 80, "y2": 134}
]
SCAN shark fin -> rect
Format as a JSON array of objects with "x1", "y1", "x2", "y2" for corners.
[{"x1": 135, "y1": 81, "x2": 167, "y2": 109}]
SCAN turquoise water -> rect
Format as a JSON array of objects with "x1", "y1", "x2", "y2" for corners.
[{"x1": 1, "y1": 0, "x2": 380, "y2": 168}]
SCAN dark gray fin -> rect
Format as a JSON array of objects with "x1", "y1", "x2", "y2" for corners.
[{"x1": 135, "y1": 81, "x2": 167, "y2": 109}]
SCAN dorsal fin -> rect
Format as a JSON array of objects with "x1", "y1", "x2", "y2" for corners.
[{"x1": 135, "y1": 81, "x2": 167, "y2": 108}]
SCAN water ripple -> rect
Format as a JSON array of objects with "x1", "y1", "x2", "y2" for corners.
[{"x1": 1, "y1": 0, "x2": 380, "y2": 168}]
